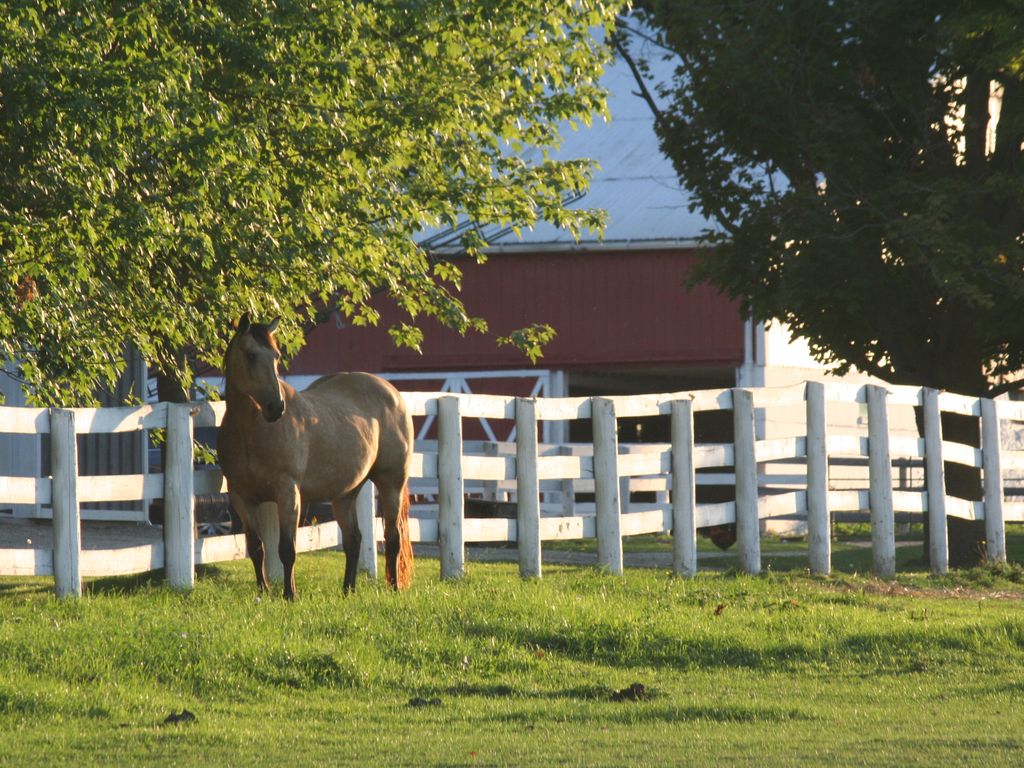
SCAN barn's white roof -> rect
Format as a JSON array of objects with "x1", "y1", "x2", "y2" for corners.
[
  {"x1": 419, "y1": 30, "x2": 716, "y2": 252},
  {"x1": 502, "y1": 48, "x2": 711, "y2": 248}
]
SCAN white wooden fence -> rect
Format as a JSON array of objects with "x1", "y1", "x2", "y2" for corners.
[{"x1": 2, "y1": 381, "x2": 1023, "y2": 597}]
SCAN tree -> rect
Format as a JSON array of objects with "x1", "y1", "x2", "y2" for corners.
[
  {"x1": 625, "y1": 1, "x2": 1023, "y2": 396},
  {"x1": 1, "y1": 0, "x2": 618, "y2": 405},
  {"x1": 623, "y1": 1, "x2": 1024, "y2": 566}
]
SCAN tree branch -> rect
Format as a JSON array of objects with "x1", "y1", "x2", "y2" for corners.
[
  {"x1": 611, "y1": 28, "x2": 666, "y2": 127},
  {"x1": 612, "y1": 24, "x2": 744, "y2": 241}
]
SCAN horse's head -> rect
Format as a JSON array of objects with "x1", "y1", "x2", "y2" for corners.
[{"x1": 226, "y1": 315, "x2": 286, "y2": 422}]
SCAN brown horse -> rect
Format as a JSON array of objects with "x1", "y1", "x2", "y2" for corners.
[{"x1": 217, "y1": 315, "x2": 414, "y2": 599}]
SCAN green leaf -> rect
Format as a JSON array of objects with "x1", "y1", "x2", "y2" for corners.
[{"x1": 497, "y1": 323, "x2": 557, "y2": 364}]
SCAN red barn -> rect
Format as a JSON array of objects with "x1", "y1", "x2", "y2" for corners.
[{"x1": 291, "y1": 247, "x2": 743, "y2": 395}]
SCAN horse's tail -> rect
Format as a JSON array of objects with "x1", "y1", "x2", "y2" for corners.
[{"x1": 395, "y1": 483, "x2": 414, "y2": 590}]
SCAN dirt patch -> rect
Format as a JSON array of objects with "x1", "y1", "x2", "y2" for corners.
[
  {"x1": 407, "y1": 697, "x2": 442, "y2": 708},
  {"x1": 162, "y1": 710, "x2": 197, "y2": 725},
  {"x1": 610, "y1": 683, "x2": 652, "y2": 702},
  {"x1": 830, "y1": 579, "x2": 1024, "y2": 601}
]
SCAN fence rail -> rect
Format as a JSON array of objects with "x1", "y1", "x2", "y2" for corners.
[{"x1": 2, "y1": 381, "x2": 1022, "y2": 597}]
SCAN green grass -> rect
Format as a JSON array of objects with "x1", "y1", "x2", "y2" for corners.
[{"x1": 2, "y1": 550, "x2": 1024, "y2": 767}]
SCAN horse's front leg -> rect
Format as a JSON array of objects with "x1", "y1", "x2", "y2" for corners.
[
  {"x1": 274, "y1": 482, "x2": 301, "y2": 601},
  {"x1": 229, "y1": 491, "x2": 268, "y2": 593}
]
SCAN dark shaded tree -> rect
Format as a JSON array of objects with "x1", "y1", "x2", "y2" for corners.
[{"x1": 624, "y1": 2, "x2": 1024, "y2": 565}]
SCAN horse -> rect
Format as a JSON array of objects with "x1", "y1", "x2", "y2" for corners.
[{"x1": 217, "y1": 315, "x2": 414, "y2": 600}]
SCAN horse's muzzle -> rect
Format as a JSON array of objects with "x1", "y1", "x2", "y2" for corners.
[{"x1": 263, "y1": 399, "x2": 286, "y2": 422}]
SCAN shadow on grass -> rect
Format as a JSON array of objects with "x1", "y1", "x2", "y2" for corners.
[
  {"x1": 436, "y1": 683, "x2": 811, "y2": 724},
  {"x1": 83, "y1": 563, "x2": 233, "y2": 596},
  {"x1": 498, "y1": 702, "x2": 811, "y2": 725},
  {"x1": 443, "y1": 682, "x2": 611, "y2": 700},
  {"x1": 456, "y1": 611, "x2": 1010, "y2": 674},
  {"x1": 0, "y1": 579, "x2": 55, "y2": 598}
]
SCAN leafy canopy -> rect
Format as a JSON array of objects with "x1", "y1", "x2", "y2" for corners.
[
  {"x1": 629, "y1": 1, "x2": 1024, "y2": 395},
  {"x1": 1, "y1": 0, "x2": 617, "y2": 404}
]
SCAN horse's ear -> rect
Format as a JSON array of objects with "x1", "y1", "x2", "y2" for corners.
[
  {"x1": 266, "y1": 316, "x2": 281, "y2": 334},
  {"x1": 234, "y1": 314, "x2": 251, "y2": 334}
]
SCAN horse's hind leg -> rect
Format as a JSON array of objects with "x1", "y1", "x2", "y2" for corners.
[
  {"x1": 377, "y1": 480, "x2": 413, "y2": 590},
  {"x1": 331, "y1": 487, "x2": 363, "y2": 595}
]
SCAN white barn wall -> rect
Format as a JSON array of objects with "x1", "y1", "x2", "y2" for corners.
[
  {"x1": 749, "y1": 321, "x2": 920, "y2": 441},
  {"x1": 748, "y1": 322, "x2": 923, "y2": 535}
]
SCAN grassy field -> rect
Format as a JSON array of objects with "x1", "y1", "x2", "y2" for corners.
[{"x1": 1, "y1": 537, "x2": 1024, "y2": 767}]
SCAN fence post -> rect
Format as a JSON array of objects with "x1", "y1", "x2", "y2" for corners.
[
  {"x1": 619, "y1": 476, "x2": 632, "y2": 516},
  {"x1": 50, "y1": 409, "x2": 81, "y2": 599},
  {"x1": 922, "y1": 388, "x2": 948, "y2": 575},
  {"x1": 866, "y1": 385, "x2": 896, "y2": 578},
  {"x1": 981, "y1": 398, "x2": 1006, "y2": 563},
  {"x1": 560, "y1": 445, "x2": 576, "y2": 517},
  {"x1": 516, "y1": 397, "x2": 541, "y2": 578},
  {"x1": 732, "y1": 388, "x2": 761, "y2": 575},
  {"x1": 671, "y1": 398, "x2": 697, "y2": 577},
  {"x1": 438, "y1": 396, "x2": 465, "y2": 579},
  {"x1": 356, "y1": 482, "x2": 378, "y2": 577},
  {"x1": 805, "y1": 382, "x2": 830, "y2": 575},
  {"x1": 592, "y1": 397, "x2": 623, "y2": 575},
  {"x1": 164, "y1": 403, "x2": 196, "y2": 591},
  {"x1": 483, "y1": 442, "x2": 500, "y2": 502}
]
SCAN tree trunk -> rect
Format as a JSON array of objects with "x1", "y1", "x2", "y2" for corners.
[
  {"x1": 150, "y1": 351, "x2": 190, "y2": 527},
  {"x1": 156, "y1": 352, "x2": 189, "y2": 405}
]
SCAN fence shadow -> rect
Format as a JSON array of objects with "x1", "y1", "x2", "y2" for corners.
[
  {"x1": 85, "y1": 570, "x2": 165, "y2": 595},
  {"x1": 84, "y1": 563, "x2": 232, "y2": 596},
  {"x1": 0, "y1": 580, "x2": 56, "y2": 598}
]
